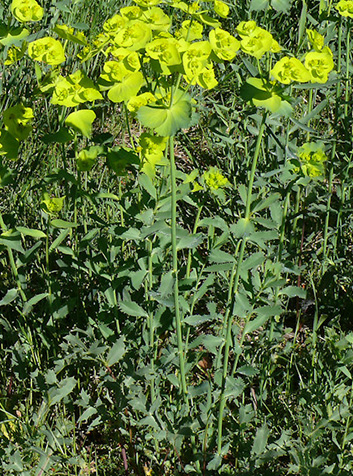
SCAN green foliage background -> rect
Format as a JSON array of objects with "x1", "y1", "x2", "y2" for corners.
[{"x1": 1, "y1": 0, "x2": 353, "y2": 475}]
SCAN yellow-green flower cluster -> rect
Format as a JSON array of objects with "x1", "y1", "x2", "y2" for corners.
[
  {"x1": 76, "y1": 145, "x2": 104, "y2": 172},
  {"x1": 271, "y1": 29, "x2": 333, "y2": 84},
  {"x1": 305, "y1": 47, "x2": 334, "y2": 83},
  {"x1": 203, "y1": 167, "x2": 229, "y2": 190},
  {"x1": 28, "y1": 37, "x2": 66, "y2": 66},
  {"x1": 92, "y1": 2, "x2": 246, "y2": 105},
  {"x1": 41, "y1": 193, "x2": 65, "y2": 215},
  {"x1": 236, "y1": 21, "x2": 280, "y2": 59},
  {"x1": 335, "y1": 0, "x2": 353, "y2": 17},
  {"x1": 138, "y1": 133, "x2": 168, "y2": 178},
  {"x1": 0, "y1": 103, "x2": 34, "y2": 160},
  {"x1": 51, "y1": 71, "x2": 102, "y2": 107},
  {"x1": 10, "y1": 0, "x2": 43, "y2": 22},
  {"x1": 297, "y1": 142, "x2": 328, "y2": 178}
]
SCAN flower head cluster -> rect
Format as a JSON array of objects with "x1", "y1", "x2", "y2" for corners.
[
  {"x1": 335, "y1": 0, "x2": 353, "y2": 17},
  {"x1": 304, "y1": 47, "x2": 334, "y2": 83},
  {"x1": 138, "y1": 133, "x2": 168, "y2": 178},
  {"x1": 51, "y1": 71, "x2": 102, "y2": 107},
  {"x1": 3, "y1": 104, "x2": 34, "y2": 141},
  {"x1": 28, "y1": 37, "x2": 66, "y2": 65},
  {"x1": 0, "y1": 103, "x2": 34, "y2": 160},
  {"x1": 297, "y1": 142, "x2": 328, "y2": 178},
  {"x1": 271, "y1": 57, "x2": 311, "y2": 84},
  {"x1": 203, "y1": 167, "x2": 229, "y2": 190},
  {"x1": 271, "y1": 29, "x2": 333, "y2": 85},
  {"x1": 236, "y1": 21, "x2": 279, "y2": 59},
  {"x1": 76, "y1": 145, "x2": 104, "y2": 172},
  {"x1": 10, "y1": 0, "x2": 43, "y2": 22},
  {"x1": 41, "y1": 193, "x2": 65, "y2": 215}
]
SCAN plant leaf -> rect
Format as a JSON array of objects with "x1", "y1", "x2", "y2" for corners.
[
  {"x1": 65, "y1": 109, "x2": 96, "y2": 138},
  {"x1": 137, "y1": 96, "x2": 192, "y2": 136},
  {"x1": 106, "y1": 337, "x2": 126, "y2": 366}
]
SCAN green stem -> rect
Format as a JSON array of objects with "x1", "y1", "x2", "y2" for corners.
[
  {"x1": 0, "y1": 211, "x2": 26, "y2": 302},
  {"x1": 322, "y1": 165, "x2": 334, "y2": 274},
  {"x1": 309, "y1": 274, "x2": 319, "y2": 384},
  {"x1": 306, "y1": 89, "x2": 313, "y2": 142},
  {"x1": 216, "y1": 114, "x2": 266, "y2": 454},
  {"x1": 269, "y1": 190, "x2": 291, "y2": 341},
  {"x1": 345, "y1": 19, "x2": 350, "y2": 121},
  {"x1": 45, "y1": 219, "x2": 52, "y2": 305},
  {"x1": 169, "y1": 136, "x2": 188, "y2": 403},
  {"x1": 186, "y1": 204, "x2": 203, "y2": 279},
  {"x1": 323, "y1": 19, "x2": 342, "y2": 273}
]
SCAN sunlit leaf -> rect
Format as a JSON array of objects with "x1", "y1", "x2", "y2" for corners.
[
  {"x1": 107, "y1": 71, "x2": 144, "y2": 103},
  {"x1": 65, "y1": 109, "x2": 96, "y2": 138},
  {"x1": 240, "y1": 77, "x2": 292, "y2": 116},
  {"x1": 137, "y1": 93, "x2": 192, "y2": 136},
  {"x1": 0, "y1": 25, "x2": 29, "y2": 46}
]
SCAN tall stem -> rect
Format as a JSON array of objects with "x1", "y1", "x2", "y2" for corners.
[
  {"x1": 169, "y1": 136, "x2": 188, "y2": 403},
  {"x1": 0, "y1": 211, "x2": 27, "y2": 302},
  {"x1": 216, "y1": 114, "x2": 266, "y2": 454}
]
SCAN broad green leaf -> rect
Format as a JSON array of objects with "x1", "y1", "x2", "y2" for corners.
[
  {"x1": 50, "y1": 219, "x2": 77, "y2": 228},
  {"x1": 16, "y1": 226, "x2": 46, "y2": 239},
  {"x1": 0, "y1": 230, "x2": 24, "y2": 253},
  {"x1": 107, "y1": 146, "x2": 139, "y2": 175},
  {"x1": 42, "y1": 127, "x2": 74, "y2": 144},
  {"x1": 95, "y1": 192, "x2": 120, "y2": 201},
  {"x1": 195, "y1": 334, "x2": 224, "y2": 355},
  {"x1": 0, "y1": 25, "x2": 29, "y2": 46},
  {"x1": 243, "y1": 305, "x2": 282, "y2": 334},
  {"x1": 242, "y1": 252, "x2": 265, "y2": 271},
  {"x1": 183, "y1": 314, "x2": 215, "y2": 326},
  {"x1": 209, "y1": 248, "x2": 235, "y2": 263},
  {"x1": 195, "y1": 12, "x2": 221, "y2": 27},
  {"x1": 224, "y1": 376, "x2": 245, "y2": 398},
  {"x1": 78, "y1": 407, "x2": 97, "y2": 423},
  {"x1": 158, "y1": 270, "x2": 174, "y2": 298},
  {"x1": 250, "y1": 0, "x2": 269, "y2": 10},
  {"x1": 49, "y1": 228, "x2": 70, "y2": 251},
  {"x1": 237, "y1": 365, "x2": 259, "y2": 376},
  {"x1": 230, "y1": 218, "x2": 255, "y2": 238},
  {"x1": 65, "y1": 109, "x2": 96, "y2": 138},
  {"x1": 279, "y1": 286, "x2": 306, "y2": 298},
  {"x1": 48, "y1": 377, "x2": 77, "y2": 406},
  {"x1": 107, "y1": 72, "x2": 144, "y2": 103},
  {"x1": 272, "y1": 0, "x2": 292, "y2": 13},
  {"x1": 0, "y1": 131, "x2": 19, "y2": 160},
  {"x1": 137, "y1": 95, "x2": 192, "y2": 137},
  {"x1": 118, "y1": 300, "x2": 148, "y2": 317},
  {"x1": 252, "y1": 423, "x2": 269, "y2": 455},
  {"x1": 240, "y1": 77, "x2": 292, "y2": 116},
  {"x1": 207, "y1": 454, "x2": 222, "y2": 471},
  {"x1": 0, "y1": 288, "x2": 18, "y2": 306},
  {"x1": 23, "y1": 293, "x2": 49, "y2": 315},
  {"x1": 53, "y1": 24, "x2": 87, "y2": 45},
  {"x1": 0, "y1": 164, "x2": 14, "y2": 187},
  {"x1": 106, "y1": 337, "x2": 126, "y2": 366},
  {"x1": 177, "y1": 232, "x2": 203, "y2": 250},
  {"x1": 188, "y1": 381, "x2": 210, "y2": 397},
  {"x1": 138, "y1": 173, "x2": 157, "y2": 198}
]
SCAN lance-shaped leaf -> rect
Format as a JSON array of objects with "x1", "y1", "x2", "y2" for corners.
[
  {"x1": 137, "y1": 91, "x2": 192, "y2": 136},
  {"x1": 65, "y1": 109, "x2": 96, "y2": 138}
]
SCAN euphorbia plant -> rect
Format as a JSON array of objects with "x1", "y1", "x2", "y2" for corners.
[{"x1": 0, "y1": 0, "x2": 339, "y2": 470}]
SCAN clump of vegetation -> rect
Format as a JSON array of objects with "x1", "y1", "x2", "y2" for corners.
[{"x1": 1, "y1": 0, "x2": 353, "y2": 474}]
